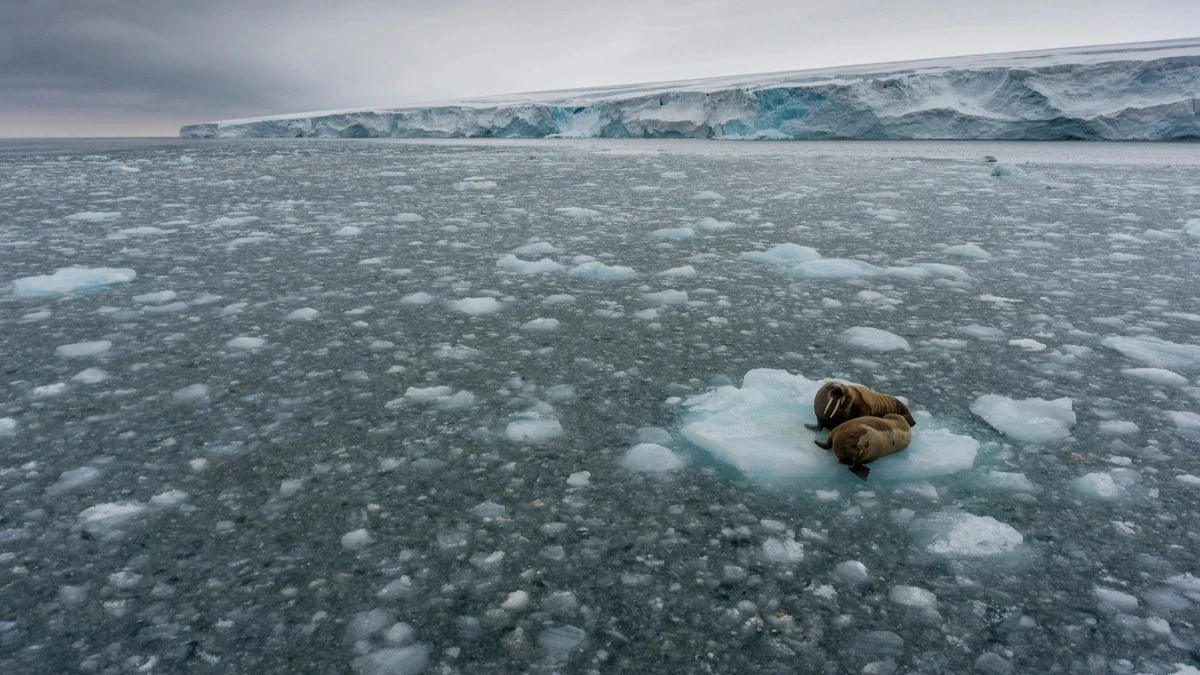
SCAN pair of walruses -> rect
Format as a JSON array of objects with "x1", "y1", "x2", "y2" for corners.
[{"x1": 806, "y1": 381, "x2": 915, "y2": 481}]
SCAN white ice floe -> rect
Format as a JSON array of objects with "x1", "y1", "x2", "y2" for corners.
[
  {"x1": 56, "y1": 340, "x2": 113, "y2": 358},
  {"x1": 66, "y1": 211, "x2": 121, "y2": 222},
  {"x1": 1075, "y1": 468, "x2": 1142, "y2": 500},
  {"x1": 913, "y1": 511, "x2": 1024, "y2": 557},
  {"x1": 555, "y1": 207, "x2": 601, "y2": 219},
  {"x1": 47, "y1": 466, "x2": 102, "y2": 493},
  {"x1": 944, "y1": 243, "x2": 992, "y2": 260},
  {"x1": 447, "y1": 297, "x2": 503, "y2": 315},
  {"x1": 352, "y1": 646, "x2": 429, "y2": 675},
  {"x1": 72, "y1": 368, "x2": 108, "y2": 384},
  {"x1": 341, "y1": 528, "x2": 374, "y2": 550},
  {"x1": 77, "y1": 501, "x2": 149, "y2": 535},
  {"x1": 1101, "y1": 335, "x2": 1200, "y2": 371},
  {"x1": 680, "y1": 370, "x2": 978, "y2": 486},
  {"x1": 0, "y1": 418, "x2": 15, "y2": 436},
  {"x1": 643, "y1": 290, "x2": 688, "y2": 306},
  {"x1": 738, "y1": 243, "x2": 821, "y2": 265},
  {"x1": 1099, "y1": 420, "x2": 1139, "y2": 435},
  {"x1": 650, "y1": 227, "x2": 695, "y2": 239},
  {"x1": 970, "y1": 395, "x2": 1075, "y2": 443},
  {"x1": 1094, "y1": 587, "x2": 1140, "y2": 613},
  {"x1": 400, "y1": 292, "x2": 434, "y2": 305},
  {"x1": 1121, "y1": 367, "x2": 1188, "y2": 386},
  {"x1": 505, "y1": 415, "x2": 564, "y2": 444},
  {"x1": 132, "y1": 290, "x2": 177, "y2": 304},
  {"x1": 286, "y1": 307, "x2": 319, "y2": 321},
  {"x1": 497, "y1": 255, "x2": 564, "y2": 274},
  {"x1": 333, "y1": 226, "x2": 362, "y2": 237},
  {"x1": 10, "y1": 267, "x2": 136, "y2": 296},
  {"x1": 659, "y1": 265, "x2": 698, "y2": 277},
  {"x1": 890, "y1": 585, "x2": 938, "y2": 609},
  {"x1": 172, "y1": 384, "x2": 210, "y2": 403},
  {"x1": 569, "y1": 261, "x2": 637, "y2": 280},
  {"x1": 512, "y1": 241, "x2": 558, "y2": 255},
  {"x1": 621, "y1": 443, "x2": 686, "y2": 472},
  {"x1": 520, "y1": 318, "x2": 560, "y2": 332},
  {"x1": 1168, "y1": 411, "x2": 1200, "y2": 437},
  {"x1": 542, "y1": 294, "x2": 575, "y2": 306},
  {"x1": 839, "y1": 327, "x2": 910, "y2": 352},
  {"x1": 226, "y1": 336, "x2": 266, "y2": 350}
]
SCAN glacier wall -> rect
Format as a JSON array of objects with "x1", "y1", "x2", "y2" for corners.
[{"x1": 181, "y1": 40, "x2": 1200, "y2": 141}]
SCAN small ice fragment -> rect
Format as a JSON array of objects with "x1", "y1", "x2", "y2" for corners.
[
  {"x1": 341, "y1": 528, "x2": 373, "y2": 550},
  {"x1": 287, "y1": 308, "x2": 319, "y2": 321},
  {"x1": 501, "y1": 590, "x2": 530, "y2": 611},
  {"x1": 56, "y1": 340, "x2": 112, "y2": 358},
  {"x1": 839, "y1": 327, "x2": 910, "y2": 352},
  {"x1": 172, "y1": 384, "x2": 210, "y2": 403},
  {"x1": 620, "y1": 443, "x2": 685, "y2": 472},
  {"x1": 447, "y1": 297, "x2": 503, "y2": 315},
  {"x1": 971, "y1": 395, "x2": 1075, "y2": 443},
  {"x1": 505, "y1": 416, "x2": 563, "y2": 444},
  {"x1": 566, "y1": 471, "x2": 591, "y2": 487},
  {"x1": 889, "y1": 585, "x2": 937, "y2": 609},
  {"x1": 520, "y1": 318, "x2": 560, "y2": 332},
  {"x1": 400, "y1": 292, "x2": 433, "y2": 305},
  {"x1": 834, "y1": 560, "x2": 868, "y2": 584}
]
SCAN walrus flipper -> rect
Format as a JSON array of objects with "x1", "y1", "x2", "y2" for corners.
[
  {"x1": 814, "y1": 438, "x2": 832, "y2": 450},
  {"x1": 804, "y1": 422, "x2": 823, "y2": 431},
  {"x1": 849, "y1": 464, "x2": 870, "y2": 481}
]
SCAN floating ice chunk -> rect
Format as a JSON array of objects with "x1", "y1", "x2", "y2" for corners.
[
  {"x1": 914, "y1": 263, "x2": 971, "y2": 281},
  {"x1": 839, "y1": 327, "x2": 910, "y2": 352},
  {"x1": 48, "y1": 466, "x2": 102, "y2": 493},
  {"x1": 990, "y1": 163, "x2": 1024, "y2": 177},
  {"x1": 33, "y1": 383, "x2": 67, "y2": 397},
  {"x1": 659, "y1": 265, "x2": 697, "y2": 277},
  {"x1": 555, "y1": 207, "x2": 600, "y2": 219},
  {"x1": 979, "y1": 471, "x2": 1037, "y2": 493},
  {"x1": 681, "y1": 370, "x2": 977, "y2": 485},
  {"x1": 1094, "y1": 587, "x2": 1139, "y2": 613},
  {"x1": 761, "y1": 536, "x2": 805, "y2": 563},
  {"x1": 1121, "y1": 367, "x2": 1187, "y2": 386},
  {"x1": 1009, "y1": 339, "x2": 1047, "y2": 352},
  {"x1": 454, "y1": 179, "x2": 496, "y2": 190},
  {"x1": 944, "y1": 243, "x2": 992, "y2": 260},
  {"x1": 132, "y1": 290, "x2": 176, "y2": 304},
  {"x1": 694, "y1": 217, "x2": 736, "y2": 232},
  {"x1": 438, "y1": 390, "x2": 477, "y2": 411},
  {"x1": 11, "y1": 267, "x2": 136, "y2": 296},
  {"x1": 286, "y1": 307, "x2": 319, "y2": 321},
  {"x1": 512, "y1": 241, "x2": 558, "y2": 255},
  {"x1": 433, "y1": 344, "x2": 482, "y2": 360},
  {"x1": 226, "y1": 336, "x2": 266, "y2": 350},
  {"x1": 405, "y1": 385, "x2": 453, "y2": 402},
  {"x1": 506, "y1": 415, "x2": 563, "y2": 444},
  {"x1": 959, "y1": 324, "x2": 1005, "y2": 340},
  {"x1": 72, "y1": 368, "x2": 108, "y2": 384},
  {"x1": 521, "y1": 318, "x2": 560, "y2": 332},
  {"x1": 172, "y1": 384, "x2": 210, "y2": 402},
  {"x1": 333, "y1": 226, "x2": 362, "y2": 237},
  {"x1": 105, "y1": 163, "x2": 139, "y2": 173},
  {"x1": 914, "y1": 511, "x2": 1024, "y2": 558},
  {"x1": 566, "y1": 471, "x2": 590, "y2": 487},
  {"x1": 834, "y1": 560, "x2": 868, "y2": 584},
  {"x1": 447, "y1": 297, "x2": 503, "y2": 315},
  {"x1": 400, "y1": 292, "x2": 433, "y2": 305},
  {"x1": 341, "y1": 528, "x2": 374, "y2": 550},
  {"x1": 149, "y1": 489, "x2": 188, "y2": 507},
  {"x1": 1185, "y1": 218, "x2": 1200, "y2": 239},
  {"x1": 1099, "y1": 420, "x2": 1139, "y2": 435},
  {"x1": 352, "y1": 645, "x2": 429, "y2": 675},
  {"x1": 1168, "y1": 411, "x2": 1200, "y2": 437},
  {"x1": 889, "y1": 585, "x2": 937, "y2": 609},
  {"x1": 472, "y1": 501, "x2": 507, "y2": 519},
  {"x1": 792, "y1": 258, "x2": 883, "y2": 279},
  {"x1": 78, "y1": 501, "x2": 148, "y2": 534},
  {"x1": 56, "y1": 340, "x2": 112, "y2": 358},
  {"x1": 0, "y1": 418, "x2": 15, "y2": 435},
  {"x1": 542, "y1": 294, "x2": 575, "y2": 305},
  {"x1": 1101, "y1": 335, "x2": 1200, "y2": 371},
  {"x1": 1075, "y1": 468, "x2": 1141, "y2": 500},
  {"x1": 650, "y1": 227, "x2": 695, "y2": 240},
  {"x1": 66, "y1": 211, "x2": 121, "y2": 222},
  {"x1": 569, "y1": 262, "x2": 637, "y2": 280},
  {"x1": 621, "y1": 443, "x2": 685, "y2": 472},
  {"x1": 394, "y1": 212, "x2": 424, "y2": 223},
  {"x1": 644, "y1": 290, "x2": 687, "y2": 306},
  {"x1": 502, "y1": 590, "x2": 531, "y2": 611},
  {"x1": 970, "y1": 395, "x2": 1075, "y2": 443},
  {"x1": 144, "y1": 301, "x2": 187, "y2": 314},
  {"x1": 538, "y1": 625, "x2": 586, "y2": 655},
  {"x1": 497, "y1": 255, "x2": 565, "y2": 274},
  {"x1": 738, "y1": 243, "x2": 821, "y2": 265}
]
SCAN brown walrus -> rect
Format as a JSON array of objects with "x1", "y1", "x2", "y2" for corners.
[
  {"x1": 814, "y1": 413, "x2": 912, "y2": 480},
  {"x1": 805, "y1": 381, "x2": 916, "y2": 432}
]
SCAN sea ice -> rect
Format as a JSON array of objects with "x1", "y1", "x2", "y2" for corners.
[
  {"x1": 839, "y1": 327, "x2": 910, "y2": 352},
  {"x1": 400, "y1": 292, "x2": 433, "y2": 305},
  {"x1": 1121, "y1": 367, "x2": 1187, "y2": 386},
  {"x1": 1101, "y1": 335, "x2": 1200, "y2": 371},
  {"x1": 680, "y1": 370, "x2": 978, "y2": 486},
  {"x1": 569, "y1": 262, "x2": 637, "y2": 280},
  {"x1": 650, "y1": 227, "x2": 696, "y2": 240},
  {"x1": 287, "y1": 307, "x2": 320, "y2": 321},
  {"x1": 555, "y1": 207, "x2": 601, "y2": 218},
  {"x1": 970, "y1": 395, "x2": 1075, "y2": 443},
  {"x1": 497, "y1": 255, "x2": 565, "y2": 275},
  {"x1": 447, "y1": 297, "x2": 503, "y2": 315},
  {"x1": 914, "y1": 511, "x2": 1024, "y2": 557},
  {"x1": 10, "y1": 267, "x2": 136, "y2": 296},
  {"x1": 944, "y1": 243, "x2": 992, "y2": 260},
  {"x1": 520, "y1": 318, "x2": 560, "y2": 332},
  {"x1": 226, "y1": 336, "x2": 266, "y2": 350},
  {"x1": 621, "y1": 443, "x2": 686, "y2": 472},
  {"x1": 505, "y1": 415, "x2": 563, "y2": 444},
  {"x1": 56, "y1": 340, "x2": 113, "y2": 358},
  {"x1": 738, "y1": 243, "x2": 821, "y2": 265}
]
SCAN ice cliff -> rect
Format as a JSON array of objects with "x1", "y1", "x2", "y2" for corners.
[{"x1": 181, "y1": 38, "x2": 1200, "y2": 141}]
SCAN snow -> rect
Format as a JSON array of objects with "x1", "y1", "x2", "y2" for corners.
[
  {"x1": 184, "y1": 39, "x2": 1200, "y2": 142},
  {"x1": 10, "y1": 267, "x2": 136, "y2": 296},
  {"x1": 681, "y1": 370, "x2": 978, "y2": 486},
  {"x1": 970, "y1": 395, "x2": 1075, "y2": 443}
]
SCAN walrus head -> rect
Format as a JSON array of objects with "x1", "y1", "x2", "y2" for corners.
[{"x1": 822, "y1": 383, "x2": 847, "y2": 419}]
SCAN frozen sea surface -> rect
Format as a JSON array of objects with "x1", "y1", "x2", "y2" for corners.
[{"x1": 1, "y1": 138, "x2": 1199, "y2": 673}]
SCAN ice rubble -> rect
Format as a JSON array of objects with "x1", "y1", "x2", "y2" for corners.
[
  {"x1": 181, "y1": 39, "x2": 1200, "y2": 141},
  {"x1": 680, "y1": 369, "x2": 979, "y2": 486},
  {"x1": 970, "y1": 395, "x2": 1076, "y2": 443}
]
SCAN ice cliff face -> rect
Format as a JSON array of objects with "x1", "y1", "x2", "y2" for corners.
[{"x1": 181, "y1": 39, "x2": 1200, "y2": 141}]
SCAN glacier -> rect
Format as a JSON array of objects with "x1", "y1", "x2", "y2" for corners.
[{"x1": 181, "y1": 38, "x2": 1200, "y2": 141}]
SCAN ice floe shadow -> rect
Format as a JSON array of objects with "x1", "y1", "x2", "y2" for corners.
[{"x1": 678, "y1": 369, "x2": 979, "y2": 488}]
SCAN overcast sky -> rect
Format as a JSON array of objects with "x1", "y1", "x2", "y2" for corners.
[{"x1": 2, "y1": 0, "x2": 1196, "y2": 137}]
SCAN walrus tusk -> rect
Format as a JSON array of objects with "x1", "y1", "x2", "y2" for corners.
[{"x1": 822, "y1": 395, "x2": 836, "y2": 419}]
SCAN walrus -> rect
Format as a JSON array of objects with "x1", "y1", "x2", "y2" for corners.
[
  {"x1": 805, "y1": 381, "x2": 916, "y2": 432},
  {"x1": 814, "y1": 414, "x2": 912, "y2": 480}
]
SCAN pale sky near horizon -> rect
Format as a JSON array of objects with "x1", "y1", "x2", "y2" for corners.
[{"x1": 2, "y1": 0, "x2": 1197, "y2": 138}]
